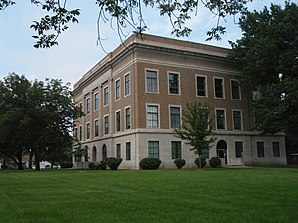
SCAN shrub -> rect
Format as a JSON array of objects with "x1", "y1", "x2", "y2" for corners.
[
  {"x1": 194, "y1": 157, "x2": 207, "y2": 168},
  {"x1": 96, "y1": 161, "x2": 106, "y2": 170},
  {"x1": 174, "y1": 158, "x2": 186, "y2": 169},
  {"x1": 60, "y1": 161, "x2": 73, "y2": 169},
  {"x1": 209, "y1": 157, "x2": 221, "y2": 168},
  {"x1": 139, "y1": 158, "x2": 161, "y2": 170},
  {"x1": 105, "y1": 157, "x2": 122, "y2": 170},
  {"x1": 88, "y1": 162, "x2": 96, "y2": 170}
]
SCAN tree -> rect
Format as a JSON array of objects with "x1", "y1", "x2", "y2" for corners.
[
  {"x1": 229, "y1": 2, "x2": 298, "y2": 135},
  {"x1": 174, "y1": 102, "x2": 216, "y2": 168},
  {"x1": 0, "y1": 0, "x2": 253, "y2": 48},
  {"x1": 0, "y1": 73, "x2": 81, "y2": 170}
]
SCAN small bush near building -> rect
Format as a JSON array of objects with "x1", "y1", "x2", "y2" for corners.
[
  {"x1": 60, "y1": 161, "x2": 73, "y2": 169},
  {"x1": 174, "y1": 158, "x2": 186, "y2": 169},
  {"x1": 96, "y1": 161, "x2": 106, "y2": 170},
  {"x1": 139, "y1": 158, "x2": 161, "y2": 170},
  {"x1": 194, "y1": 157, "x2": 207, "y2": 168},
  {"x1": 88, "y1": 163, "x2": 96, "y2": 170},
  {"x1": 105, "y1": 157, "x2": 122, "y2": 170},
  {"x1": 209, "y1": 157, "x2": 221, "y2": 168}
]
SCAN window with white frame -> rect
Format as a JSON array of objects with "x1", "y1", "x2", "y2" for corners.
[
  {"x1": 94, "y1": 92, "x2": 99, "y2": 110},
  {"x1": 196, "y1": 75, "x2": 207, "y2": 97},
  {"x1": 231, "y1": 79, "x2": 241, "y2": 100},
  {"x1": 125, "y1": 107, "x2": 131, "y2": 129},
  {"x1": 147, "y1": 105, "x2": 159, "y2": 128},
  {"x1": 146, "y1": 70, "x2": 158, "y2": 93},
  {"x1": 104, "y1": 115, "x2": 109, "y2": 135},
  {"x1": 126, "y1": 142, "x2": 131, "y2": 160},
  {"x1": 235, "y1": 141, "x2": 243, "y2": 158},
  {"x1": 115, "y1": 110, "x2": 121, "y2": 132},
  {"x1": 94, "y1": 119, "x2": 99, "y2": 137},
  {"x1": 86, "y1": 123, "x2": 90, "y2": 139},
  {"x1": 115, "y1": 79, "x2": 121, "y2": 101},
  {"x1": 214, "y1": 78, "x2": 224, "y2": 98},
  {"x1": 233, "y1": 110, "x2": 242, "y2": 130},
  {"x1": 168, "y1": 72, "x2": 179, "y2": 94},
  {"x1": 103, "y1": 86, "x2": 109, "y2": 106},
  {"x1": 148, "y1": 141, "x2": 159, "y2": 158},
  {"x1": 74, "y1": 127, "x2": 78, "y2": 140},
  {"x1": 124, "y1": 74, "x2": 130, "y2": 96},
  {"x1": 272, "y1": 142, "x2": 280, "y2": 157},
  {"x1": 79, "y1": 126, "x2": 82, "y2": 141},
  {"x1": 170, "y1": 106, "x2": 181, "y2": 128},
  {"x1": 171, "y1": 141, "x2": 181, "y2": 159},
  {"x1": 116, "y1": 143, "x2": 121, "y2": 159},
  {"x1": 216, "y1": 109, "x2": 226, "y2": 130},
  {"x1": 86, "y1": 97, "x2": 91, "y2": 114}
]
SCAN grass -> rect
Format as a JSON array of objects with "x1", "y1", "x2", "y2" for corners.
[{"x1": 0, "y1": 168, "x2": 298, "y2": 223}]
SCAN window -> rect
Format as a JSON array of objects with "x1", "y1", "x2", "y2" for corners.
[
  {"x1": 92, "y1": 147, "x2": 97, "y2": 162},
  {"x1": 216, "y1": 109, "x2": 226, "y2": 130},
  {"x1": 102, "y1": 145, "x2": 107, "y2": 161},
  {"x1": 103, "y1": 86, "x2": 109, "y2": 106},
  {"x1": 115, "y1": 79, "x2": 121, "y2": 101},
  {"x1": 147, "y1": 105, "x2": 159, "y2": 128},
  {"x1": 235, "y1": 142, "x2": 243, "y2": 158},
  {"x1": 257, "y1": 142, "x2": 265, "y2": 157},
  {"x1": 74, "y1": 128, "x2": 78, "y2": 140},
  {"x1": 79, "y1": 126, "x2": 82, "y2": 141},
  {"x1": 170, "y1": 106, "x2": 181, "y2": 128},
  {"x1": 214, "y1": 78, "x2": 224, "y2": 98},
  {"x1": 231, "y1": 80, "x2": 240, "y2": 100},
  {"x1": 124, "y1": 74, "x2": 130, "y2": 96},
  {"x1": 171, "y1": 141, "x2": 181, "y2": 159},
  {"x1": 148, "y1": 141, "x2": 159, "y2": 158},
  {"x1": 146, "y1": 70, "x2": 158, "y2": 93},
  {"x1": 126, "y1": 142, "x2": 131, "y2": 160},
  {"x1": 272, "y1": 142, "x2": 280, "y2": 157},
  {"x1": 86, "y1": 123, "x2": 90, "y2": 139},
  {"x1": 116, "y1": 144, "x2": 121, "y2": 159},
  {"x1": 196, "y1": 75, "x2": 207, "y2": 97},
  {"x1": 94, "y1": 119, "x2": 99, "y2": 137},
  {"x1": 201, "y1": 148, "x2": 209, "y2": 159},
  {"x1": 252, "y1": 86, "x2": 262, "y2": 100},
  {"x1": 86, "y1": 98, "x2": 91, "y2": 113},
  {"x1": 94, "y1": 92, "x2": 99, "y2": 110},
  {"x1": 233, "y1": 110, "x2": 242, "y2": 130},
  {"x1": 116, "y1": 111, "x2": 121, "y2": 132},
  {"x1": 125, "y1": 107, "x2": 131, "y2": 129},
  {"x1": 104, "y1": 115, "x2": 109, "y2": 135},
  {"x1": 168, "y1": 73, "x2": 179, "y2": 94}
]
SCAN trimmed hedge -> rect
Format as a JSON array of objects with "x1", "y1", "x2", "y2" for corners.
[
  {"x1": 97, "y1": 161, "x2": 106, "y2": 170},
  {"x1": 88, "y1": 162, "x2": 96, "y2": 170},
  {"x1": 194, "y1": 157, "x2": 207, "y2": 168},
  {"x1": 105, "y1": 157, "x2": 122, "y2": 170},
  {"x1": 139, "y1": 158, "x2": 161, "y2": 170},
  {"x1": 209, "y1": 157, "x2": 221, "y2": 168},
  {"x1": 174, "y1": 158, "x2": 186, "y2": 169}
]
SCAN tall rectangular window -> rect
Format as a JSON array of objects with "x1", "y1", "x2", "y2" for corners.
[
  {"x1": 86, "y1": 123, "x2": 90, "y2": 139},
  {"x1": 86, "y1": 98, "x2": 91, "y2": 114},
  {"x1": 104, "y1": 115, "x2": 109, "y2": 135},
  {"x1": 272, "y1": 142, "x2": 280, "y2": 157},
  {"x1": 235, "y1": 141, "x2": 243, "y2": 158},
  {"x1": 74, "y1": 127, "x2": 78, "y2": 140},
  {"x1": 94, "y1": 119, "x2": 99, "y2": 137},
  {"x1": 231, "y1": 80, "x2": 240, "y2": 100},
  {"x1": 171, "y1": 141, "x2": 181, "y2": 159},
  {"x1": 146, "y1": 70, "x2": 158, "y2": 93},
  {"x1": 257, "y1": 142, "x2": 265, "y2": 157},
  {"x1": 116, "y1": 143, "x2": 121, "y2": 159},
  {"x1": 148, "y1": 141, "x2": 159, "y2": 158},
  {"x1": 233, "y1": 110, "x2": 242, "y2": 130},
  {"x1": 125, "y1": 107, "x2": 131, "y2": 129},
  {"x1": 124, "y1": 74, "x2": 130, "y2": 96},
  {"x1": 115, "y1": 79, "x2": 121, "y2": 101},
  {"x1": 147, "y1": 105, "x2": 159, "y2": 128},
  {"x1": 216, "y1": 109, "x2": 226, "y2": 130},
  {"x1": 252, "y1": 86, "x2": 262, "y2": 100},
  {"x1": 214, "y1": 78, "x2": 224, "y2": 98},
  {"x1": 79, "y1": 126, "x2": 82, "y2": 141},
  {"x1": 103, "y1": 86, "x2": 109, "y2": 106},
  {"x1": 201, "y1": 148, "x2": 209, "y2": 159},
  {"x1": 116, "y1": 111, "x2": 121, "y2": 132},
  {"x1": 196, "y1": 76, "x2": 207, "y2": 97},
  {"x1": 170, "y1": 106, "x2": 181, "y2": 128},
  {"x1": 168, "y1": 73, "x2": 179, "y2": 94},
  {"x1": 126, "y1": 142, "x2": 131, "y2": 160},
  {"x1": 94, "y1": 92, "x2": 99, "y2": 110}
]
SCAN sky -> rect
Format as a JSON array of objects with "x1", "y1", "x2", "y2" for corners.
[{"x1": 0, "y1": 0, "x2": 288, "y2": 89}]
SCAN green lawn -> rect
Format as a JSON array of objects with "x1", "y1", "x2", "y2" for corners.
[{"x1": 0, "y1": 168, "x2": 297, "y2": 223}]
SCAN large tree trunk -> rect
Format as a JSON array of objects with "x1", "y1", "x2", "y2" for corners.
[{"x1": 35, "y1": 150, "x2": 40, "y2": 171}]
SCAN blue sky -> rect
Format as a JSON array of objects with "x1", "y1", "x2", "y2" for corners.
[{"x1": 0, "y1": 0, "x2": 287, "y2": 88}]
